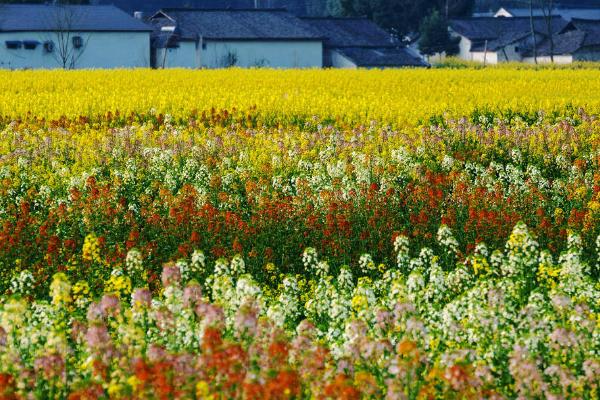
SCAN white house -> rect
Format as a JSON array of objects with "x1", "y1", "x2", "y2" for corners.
[
  {"x1": 491, "y1": 6, "x2": 600, "y2": 21},
  {"x1": 301, "y1": 17, "x2": 428, "y2": 69},
  {"x1": 149, "y1": 8, "x2": 323, "y2": 69},
  {"x1": 0, "y1": 4, "x2": 152, "y2": 70},
  {"x1": 449, "y1": 16, "x2": 570, "y2": 64},
  {"x1": 522, "y1": 18, "x2": 600, "y2": 63}
]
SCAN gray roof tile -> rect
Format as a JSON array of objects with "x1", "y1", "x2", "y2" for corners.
[
  {"x1": 571, "y1": 18, "x2": 600, "y2": 46},
  {"x1": 301, "y1": 17, "x2": 394, "y2": 48},
  {"x1": 336, "y1": 46, "x2": 429, "y2": 68},
  {"x1": 450, "y1": 16, "x2": 570, "y2": 42},
  {"x1": 531, "y1": 29, "x2": 588, "y2": 56},
  {"x1": 0, "y1": 4, "x2": 152, "y2": 32},
  {"x1": 152, "y1": 8, "x2": 321, "y2": 40}
]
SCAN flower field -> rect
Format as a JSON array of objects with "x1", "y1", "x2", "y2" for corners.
[{"x1": 0, "y1": 68, "x2": 599, "y2": 398}]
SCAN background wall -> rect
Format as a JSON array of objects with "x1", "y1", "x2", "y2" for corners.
[
  {"x1": 0, "y1": 31, "x2": 150, "y2": 69},
  {"x1": 201, "y1": 41, "x2": 323, "y2": 69}
]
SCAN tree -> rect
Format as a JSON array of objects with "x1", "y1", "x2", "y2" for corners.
[
  {"x1": 418, "y1": 9, "x2": 459, "y2": 58},
  {"x1": 537, "y1": 0, "x2": 556, "y2": 62},
  {"x1": 326, "y1": 0, "x2": 343, "y2": 15},
  {"x1": 529, "y1": 0, "x2": 538, "y2": 64},
  {"x1": 305, "y1": 0, "x2": 329, "y2": 16},
  {"x1": 436, "y1": 0, "x2": 475, "y2": 18},
  {"x1": 47, "y1": 5, "x2": 90, "y2": 69},
  {"x1": 328, "y1": 0, "x2": 474, "y2": 37}
]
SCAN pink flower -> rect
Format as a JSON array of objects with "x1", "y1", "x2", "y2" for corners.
[
  {"x1": 87, "y1": 301, "x2": 105, "y2": 323},
  {"x1": 34, "y1": 354, "x2": 65, "y2": 380},
  {"x1": 86, "y1": 324, "x2": 110, "y2": 350},
  {"x1": 234, "y1": 302, "x2": 258, "y2": 338},
  {"x1": 100, "y1": 294, "x2": 120, "y2": 317},
  {"x1": 161, "y1": 263, "x2": 181, "y2": 287},
  {"x1": 195, "y1": 302, "x2": 225, "y2": 329},
  {"x1": 147, "y1": 344, "x2": 167, "y2": 362},
  {"x1": 183, "y1": 283, "x2": 202, "y2": 308},
  {"x1": 132, "y1": 288, "x2": 152, "y2": 308}
]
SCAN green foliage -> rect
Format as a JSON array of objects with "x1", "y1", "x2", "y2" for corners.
[
  {"x1": 419, "y1": 9, "x2": 460, "y2": 56},
  {"x1": 328, "y1": 0, "x2": 474, "y2": 36}
]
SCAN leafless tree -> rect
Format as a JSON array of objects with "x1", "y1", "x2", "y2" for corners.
[
  {"x1": 46, "y1": 5, "x2": 90, "y2": 69},
  {"x1": 537, "y1": 0, "x2": 556, "y2": 62}
]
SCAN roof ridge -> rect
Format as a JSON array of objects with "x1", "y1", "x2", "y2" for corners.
[
  {"x1": 451, "y1": 16, "x2": 565, "y2": 20},
  {"x1": 300, "y1": 16, "x2": 369, "y2": 20},
  {"x1": 571, "y1": 17, "x2": 600, "y2": 22},
  {"x1": 159, "y1": 8, "x2": 289, "y2": 12}
]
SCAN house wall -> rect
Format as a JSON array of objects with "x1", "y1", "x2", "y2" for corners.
[
  {"x1": 522, "y1": 55, "x2": 574, "y2": 64},
  {"x1": 154, "y1": 41, "x2": 199, "y2": 69},
  {"x1": 494, "y1": 8, "x2": 514, "y2": 17},
  {"x1": 330, "y1": 50, "x2": 357, "y2": 69},
  {"x1": 574, "y1": 46, "x2": 600, "y2": 61},
  {"x1": 201, "y1": 40, "x2": 323, "y2": 69},
  {"x1": 497, "y1": 44, "x2": 522, "y2": 62},
  {"x1": 0, "y1": 31, "x2": 150, "y2": 69},
  {"x1": 471, "y1": 51, "x2": 498, "y2": 64},
  {"x1": 457, "y1": 35, "x2": 472, "y2": 60}
]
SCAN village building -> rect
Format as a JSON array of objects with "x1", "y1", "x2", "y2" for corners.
[
  {"x1": 476, "y1": 6, "x2": 600, "y2": 21},
  {"x1": 448, "y1": 16, "x2": 571, "y2": 64},
  {"x1": 0, "y1": 4, "x2": 152, "y2": 69},
  {"x1": 522, "y1": 18, "x2": 600, "y2": 63},
  {"x1": 148, "y1": 8, "x2": 323, "y2": 69},
  {"x1": 301, "y1": 17, "x2": 429, "y2": 68}
]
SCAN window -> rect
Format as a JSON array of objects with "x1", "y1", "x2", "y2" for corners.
[
  {"x1": 23, "y1": 40, "x2": 40, "y2": 50},
  {"x1": 43, "y1": 40, "x2": 55, "y2": 53},
  {"x1": 5, "y1": 41, "x2": 22, "y2": 50},
  {"x1": 72, "y1": 36, "x2": 83, "y2": 49},
  {"x1": 202, "y1": 42, "x2": 207, "y2": 50}
]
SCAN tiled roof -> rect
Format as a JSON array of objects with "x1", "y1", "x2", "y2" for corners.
[
  {"x1": 90, "y1": 1, "x2": 308, "y2": 15},
  {"x1": 531, "y1": 29, "x2": 588, "y2": 56},
  {"x1": 90, "y1": 1, "x2": 255, "y2": 14},
  {"x1": 519, "y1": 18, "x2": 600, "y2": 56},
  {"x1": 336, "y1": 47, "x2": 429, "y2": 68},
  {"x1": 497, "y1": 7, "x2": 600, "y2": 20},
  {"x1": 570, "y1": 18, "x2": 600, "y2": 46},
  {"x1": 151, "y1": 8, "x2": 321, "y2": 40},
  {"x1": 0, "y1": 4, "x2": 151, "y2": 32},
  {"x1": 301, "y1": 17, "x2": 395, "y2": 48},
  {"x1": 472, "y1": 30, "x2": 531, "y2": 51},
  {"x1": 449, "y1": 16, "x2": 570, "y2": 41}
]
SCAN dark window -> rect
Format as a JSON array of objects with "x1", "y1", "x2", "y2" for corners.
[
  {"x1": 23, "y1": 40, "x2": 40, "y2": 50},
  {"x1": 5, "y1": 41, "x2": 22, "y2": 50},
  {"x1": 72, "y1": 36, "x2": 83, "y2": 49},
  {"x1": 515, "y1": 47, "x2": 520, "y2": 52},
  {"x1": 43, "y1": 40, "x2": 55, "y2": 53},
  {"x1": 202, "y1": 42, "x2": 207, "y2": 50}
]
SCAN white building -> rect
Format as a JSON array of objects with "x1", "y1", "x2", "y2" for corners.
[
  {"x1": 491, "y1": 6, "x2": 600, "y2": 21},
  {"x1": 149, "y1": 8, "x2": 323, "y2": 69},
  {"x1": 449, "y1": 16, "x2": 570, "y2": 64},
  {"x1": 0, "y1": 4, "x2": 152, "y2": 69},
  {"x1": 522, "y1": 18, "x2": 600, "y2": 63}
]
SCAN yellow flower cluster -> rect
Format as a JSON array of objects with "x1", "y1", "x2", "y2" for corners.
[
  {"x1": 82, "y1": 234, "x2": 101, "y2": 264},
  {"x1": 537, "y1": 262, "x2": 561, "y2": 289},
  {"x1": 49, "y1": 273, "x2": 72, "y2": 307},
  {"x1": 72, "y1": 280, "x2": 90, "y2": 299},
  {"x1": 104, "y1": 274, "x2": 132, "y2": 299},
  {"x1": 0, "y1": 69, "x2": 598, "y2": 126},
  {"x1": 470, "y1": 256, "x2": 490, "y2": 276}
]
